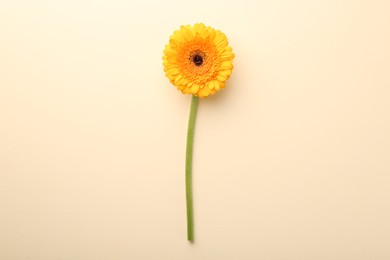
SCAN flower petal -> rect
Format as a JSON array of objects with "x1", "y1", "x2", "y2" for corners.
[
  {"x1": 191, "y1": 84, "x2": 200, "y2": 93},
  {"x1": 207, "y1": 81, "x2": 215, "y2": 90}
]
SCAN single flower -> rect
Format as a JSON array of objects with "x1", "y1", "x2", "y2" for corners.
[
  {"x1": 162, "y1": 23, "x2": 234, "y2": 242},
  {"x1": 163, "y1": 23, "x2": 234, "y2": 98}
]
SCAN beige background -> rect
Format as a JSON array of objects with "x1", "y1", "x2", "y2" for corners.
[{"x1": 1, "y1": 0, "x2": 390, "y2": 259}]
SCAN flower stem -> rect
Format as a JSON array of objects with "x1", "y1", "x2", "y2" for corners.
[{"x1": 185, "y1": 95, "x2": 199, "y2": 242}]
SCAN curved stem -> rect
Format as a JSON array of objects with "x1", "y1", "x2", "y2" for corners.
[{"x1": 185, "y1": 95, "x2": 199, "y2": 242}]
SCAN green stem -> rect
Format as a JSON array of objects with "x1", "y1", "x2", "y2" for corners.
[{"x1": 185, "y1": 95, "x2": 199, "y2": 242}]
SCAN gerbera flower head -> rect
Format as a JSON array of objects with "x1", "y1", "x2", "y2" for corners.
[{"x1": 163, "y1": 23, "x2": 234, "y2": 98}]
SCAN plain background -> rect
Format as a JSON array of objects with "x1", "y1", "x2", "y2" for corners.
[{"x1": 1, "y1": 0, "x2": 389, "y2": 259}]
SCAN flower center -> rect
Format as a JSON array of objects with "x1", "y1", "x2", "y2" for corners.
[{"x1": 192, "y1": 54, "x2": 203, "y2": 66}]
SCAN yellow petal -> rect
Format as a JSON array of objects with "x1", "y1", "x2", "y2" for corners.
[
  {"x1": 170, "y1": 30, "x2": 185, "y2": 44},
  {"x1": 201, "y1": 88, "x2": 210, "y2": 97},
  {"x1": 177, "y1": 84, "x2": 186, "y2": 90},
  {"x1": 167, "y1": 68, "x2": 180, "y2": 76},
  {"x1": 219, "y1": 70, "x2": 231, "y2": 77},
  {"x1": 217, "y1": 74, "x2": 226, "y2": 81},
  {"x1": 194, "y1": 23, "x2": 206, "y2": 38},
  {"x1": 207, "y1": 81, "x2": 215, "y2": 90},
  {"x1": 214, "y1": 31, "x2": 228, "y2": 48},
  {"x1": 199, "y1": 83, "x2": 206, "y2": 89},
  {"x1": 182, "y1": 87, "x2": 192, "y2": 94},
  {"x1": 191, "y1": 84, "x2": 200, "y2": 93},
  {"x1": 220, "y1": 53, "x2": 234, "y2": 60},
  {"x1": 181, "y1": 78, "x2": 189, "y2": 85},
  {"x1": 174, "y1": 74, "x2": 183, "y2": 85},
  {"x1": 220, "y1": 61, "x2": 233, "y2": 69},
  {"x1": 180, "y1": 25, "x2": 194, "y2": 41},
  {"x1": 214, "y1": 81, "x2": 221, "y2": 91}
]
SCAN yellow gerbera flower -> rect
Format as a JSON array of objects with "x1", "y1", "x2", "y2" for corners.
[
  {"x1": 163, "y1": 23, "x2": 235, "y2": 242},
  {"x1": 163, "y1": 23, "x2": 234, "y2": 98}
]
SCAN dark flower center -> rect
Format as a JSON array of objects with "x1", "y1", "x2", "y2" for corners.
[{"x1": 192, "y1": 54, "x2": 203, "y2": 66}]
